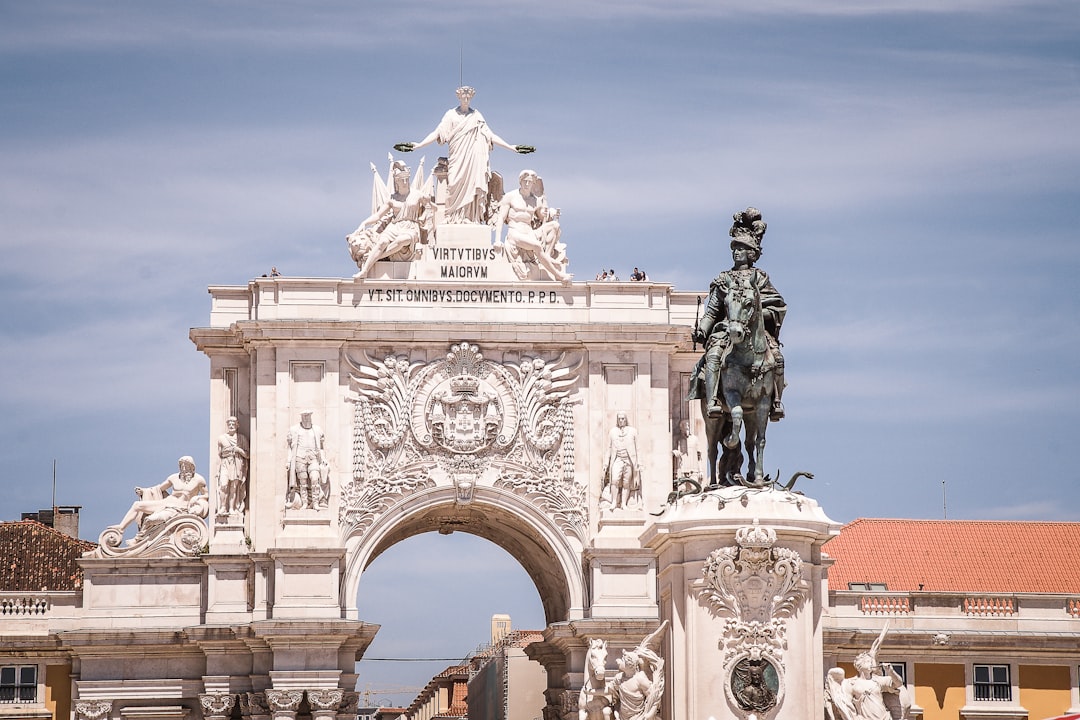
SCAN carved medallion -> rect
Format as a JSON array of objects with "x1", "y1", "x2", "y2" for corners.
[{"x1": 343, "y1": 342, "x2": 583, "y2": 541}]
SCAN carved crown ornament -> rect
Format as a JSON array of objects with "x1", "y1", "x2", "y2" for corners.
[
  {"x1": 342, "y1": 342, "x2": 584, "y2": 542},
  {"x1": 698, "y1": 520, "x2": 807, "y2": 719}
]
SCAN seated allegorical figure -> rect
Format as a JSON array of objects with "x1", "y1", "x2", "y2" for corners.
[
  {"x1": 491, "y1": 169, "x2": 571, "y2": 283},
  {"x1": 108, "y1": 456, "x2": 209, "y2": 543},
  {"x1": 347, "y1": 159, "x2": 434, "y2": 279}
]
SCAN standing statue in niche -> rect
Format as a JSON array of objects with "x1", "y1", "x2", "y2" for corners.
[
  {"x1": 397, "y1": 86, "x2": 533, "y2": 224},
  {"x1": 672, "y1": 419, "x2": 703, "y2": 483},
  {"x1": 688, "y1": 208, "x2": 787, "y2": 487},
  {"x1": 286, "y1": 410, "x2": 329, "y2": 510},
  {"x1": 491, "y1": 169, "x2": 571, "y2": 283},
  {"x1": 347, "y1": 159, "x2": 434, "y2": 279},
  {"x1": 825, "y1": 623, "x2": 911, "y2": 720},
  {"x1": 216, "y1": 416, "x2": 248, "y2": 518},
  {"x1": 601, "y1": 412, "x2": 640, "y2": 511},
  {"x1": 610, "y1": 621, "x2": 668, "y2": 720},
  {"x1": 108, "y1": 456, "x2": 209, "y2": 541}
]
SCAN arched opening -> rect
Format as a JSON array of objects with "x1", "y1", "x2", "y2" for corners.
[
  {"x1": 353, "y1": 532, "x2": 546, "y2": 709},
  {"x1": 342, "y1": 486, "x2": 587, "y2": 625}
]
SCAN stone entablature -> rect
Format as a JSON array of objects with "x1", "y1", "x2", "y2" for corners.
[{"x1": 204, "y1": 277, "x2": 698, "y2": 329}]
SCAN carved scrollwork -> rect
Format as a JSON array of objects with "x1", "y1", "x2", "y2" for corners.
[
  {"x1": 264, "y1": 689, "x2": 304, "y2": 713},
  {"x1": 200, "y1": 693, "x2": 236, "y2": 718},
  {"x1": 87, "y1": 513, "x2": 208, "y2": 559},
  {"x1": 306, "y1": 689, "x2": 344, "y2": 711},
  {"x1": 342, "y1": 342, "x2": 583, "y2": 542},
  {"x1": 75, "y1": 700, "x2": 113, "y2": 720},
  {"x1": 700, "y1": 521, "x2": 806, "y2": 719}
]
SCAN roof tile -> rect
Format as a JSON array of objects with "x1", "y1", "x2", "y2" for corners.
[{"x1": 825, "y1": 518, "x2": 1080, "y2": 594}]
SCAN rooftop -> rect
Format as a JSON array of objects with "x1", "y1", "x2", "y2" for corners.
[
  {"x1": 0, "y1": 520, "x2": 96, "y2": 591},
  {"x1": 825, "y1": 518, "x2": 1080, "y2": 594}
]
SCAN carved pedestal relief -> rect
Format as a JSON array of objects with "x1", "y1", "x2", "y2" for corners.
[
  {"x1": 342, "y1": 342, "x2": 583, "y2": 541},
  {"x1": 699, "y1": 521, "x2": 806, "y2": 720}
]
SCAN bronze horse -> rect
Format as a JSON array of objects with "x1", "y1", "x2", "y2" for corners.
[{"x1": 701, "y1": 272, "x2": 778, "y2": 487}]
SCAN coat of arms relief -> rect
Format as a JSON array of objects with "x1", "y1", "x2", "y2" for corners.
[{"x1": 341, "y1": 342, "x2": 584, "y2": 542}]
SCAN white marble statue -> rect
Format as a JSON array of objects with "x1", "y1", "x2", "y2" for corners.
[
  {"x1": 491, "y1": 169, "x2": 571, "y2": 283},
  {"x1": 672, "y1": 419, "x2": 703, "y2": 482},
  {"x1": 399, "y1": 86, "x2": 531, "y2": 224},
  {"x1": 108, "y1": 456, "x2": 209, "y2": 541},
  {"x1": 602, "y1": 412, "x2": 640, "y2": 510},
  {"x1": 286, "y1": 410, "x2": 329, "y2": 510},
  {"x1": 826, "y1": 623, "x2": 911, "y2": 720},
  {"x1": 347, "y1": 159, "x2": 434, "y2": 279},
  {"x1": 578, "y1": 638, "x2": 611, "y2": 720},
  {"x1": 216, "y1": 415, "x2": 248, "y2": 518},
  {"x1": 610, "y1": 621, "x2": 668, "y2": 720}
]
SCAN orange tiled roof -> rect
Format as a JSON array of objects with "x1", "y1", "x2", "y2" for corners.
[
  {"x1": 0, "y1": 520, "x2": 96, "y2": 591},
  {"x1": 825, "y1": 518, "x2": 1080, "y2": 594}
]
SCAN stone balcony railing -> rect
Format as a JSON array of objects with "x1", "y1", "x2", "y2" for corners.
[
  {"x1": 828, "y1": 591, "x2": 1080, "y2": 634},
  {"x1": 0, "y1": 591, "x2": 81, "y2": 634}
]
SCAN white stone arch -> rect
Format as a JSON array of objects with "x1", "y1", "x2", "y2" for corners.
[{"x1": 341, "y1": 484, "x2": 587, "y2": 624}]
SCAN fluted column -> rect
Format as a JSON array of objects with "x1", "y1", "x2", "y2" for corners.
[
  {"x1": 264, "y1": 690, "x2": 303, "y2": 720},
  {"x1": 199, "y1": 693, "x2": 236, "y2": 720},
  {"x1": 75, "y1": 700, "x2": 114, "y2": 720}
]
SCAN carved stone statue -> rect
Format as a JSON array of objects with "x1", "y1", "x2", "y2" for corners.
[
  {"x1": 601, "y1": 412, "x2": 640, "y2": 510},
  {"x1": 216, "y1": 415, "x2": 248, "y2": 518},
  {"x1": 578, "y1": 638, "x2": 611, "y2": 720},
  {"x1": 610, "y1": 621, "x2": 669, "y2": 720},
  {"x1": 286, "y1": 410, "x2": 329, "y2": 510},
  {"x1": 825, "y1": 623, "x2": 911, "y2": 720},
  {"x1": 347, "y1": 159, "x2": 434, "y2": 279},
  {"x1": 107, "y1": 456, "x2": 209, "y2": 540},
  {"x1": 491, "y1": 169, "x2": 571, "y2": 283},
  {"x1": 672, "y1": 419, "x2": 702, "y2": 482},
  {"x1": 88, "y1": 456, "x2": 210, "y2": 557},
  {"x1": 688, "y1": 208, "x2": 787, "y2": 486},
  {"x1": 399, "y1": 86, "x2": 532, "y2": 224}
]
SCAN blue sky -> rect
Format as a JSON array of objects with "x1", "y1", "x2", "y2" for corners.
[{"x1": 3, "y1": 0, "x2": 1079, "y2": 705}]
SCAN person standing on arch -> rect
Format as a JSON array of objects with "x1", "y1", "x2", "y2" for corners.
[{"x1": 399, "y1": 86, "x2": 532, "y2": 224}]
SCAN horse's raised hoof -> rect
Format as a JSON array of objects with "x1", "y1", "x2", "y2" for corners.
[{"x1": 707, "y1": 404, "x2": 725, "y2": 418}]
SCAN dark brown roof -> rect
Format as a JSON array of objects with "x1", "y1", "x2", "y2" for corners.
[
  {"x1": 0, "y1": 520, "x2": 96, "y2": 591},
  {"x1": 825, "y1": 518, "x2": 1080, "y2": 594}
]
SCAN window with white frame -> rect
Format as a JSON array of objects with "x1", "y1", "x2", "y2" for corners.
[
  {"x1": 0, "y1": 665, "x2": 37, "y2": 703},
  {"x1": 973, "y1": 664, "x2": 1011, "y2": 701}
]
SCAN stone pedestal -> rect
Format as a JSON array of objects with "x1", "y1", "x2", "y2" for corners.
[{"x1": 642, "y1": 487, "x2": 840, "y2": 720}]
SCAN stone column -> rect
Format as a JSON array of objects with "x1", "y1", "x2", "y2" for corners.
[
  {"x1": 239, "y1": 692, "x2": 270, "y2": 720},
  {"x1": 199, "y1": 694, "x2": 236, "y2": 720},
  {"x1": 306, "y1": 689, "x2": 343, "y2": 720},
  {"x1": 264, "y1": 690, "x2": 303, "y2": 720},
  {"x1": 75, "y1": 700, "x2": 113, "y2": 720},
  {"x1": 334, "y1": 692, "x2": 359, "y2": 720}
]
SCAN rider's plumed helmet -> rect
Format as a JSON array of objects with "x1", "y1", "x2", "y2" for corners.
[{"x1": 729, "y1": 207, "x2": 767, "y2": 255}]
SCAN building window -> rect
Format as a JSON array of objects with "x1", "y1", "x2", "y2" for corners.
[
  {"x1": 973, "y1": 664, "x2": 1011, "y2": 701},
  {"x1": 0, "y1": 665, "x2": 37, "y2": 703},
  {"x1": 848, "y1": 583, "x2": 888, "y2": 591},
  {"x1": 885, "y1": 662, "x2": 906, "y2": 685}
]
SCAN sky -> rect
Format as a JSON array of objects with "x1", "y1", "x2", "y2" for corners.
[{"x1": 2, "y1": 0, "x2": 1079, "y2": 706}]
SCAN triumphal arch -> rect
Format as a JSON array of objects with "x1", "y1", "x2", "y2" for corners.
[{"x1": 64, "y1": 89, "x2": 843, "y2": 720}]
